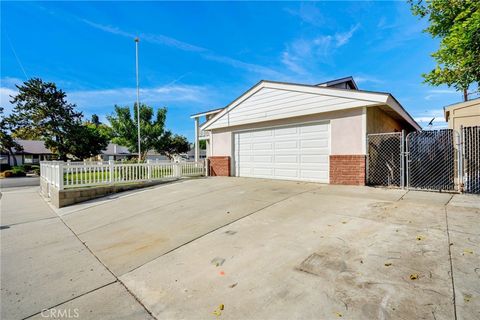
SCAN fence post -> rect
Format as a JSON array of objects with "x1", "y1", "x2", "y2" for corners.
[
  {"x1": 458, "y1": 126, "x2": 464, "y2": 192},
  {"x1": 400, "y1": 130, "x2": 406, "y2": 189},
  {"x1": 109, "y1": 160, "x2": 114, "y2": 184},
  {"x1": 176, "y1": 162, "x2": 182, "y2": 178},
  {"x1": 147, "y1": 159, "x2": 152, "y2": 180},
  {"x1": 57, "y1": 161, "x2": 64, "y2": 190}
]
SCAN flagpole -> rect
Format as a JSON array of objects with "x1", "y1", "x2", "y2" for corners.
[{"x1": 135, "y1": 37, "x2": 141, "y2": 162}]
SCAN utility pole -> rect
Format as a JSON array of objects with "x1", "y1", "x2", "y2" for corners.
[{"x1": 135, "y1": 37, "x2": 141, "y2": 162}]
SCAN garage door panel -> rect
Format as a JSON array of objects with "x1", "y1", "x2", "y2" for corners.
[
  {"x1": 275, "y1": 127, "x2": 298, "y2": 136},
  {"x1": 253, "y1": 130, "x2": 273, "y2": 137},
  {"x1": 275, "y1": 155, "x2": 298, "y2": 163},
  {"x1": 300, "y1": 170, "x2": 328, "y2": 180},
  {"x1": 301, "y1": 155, "x2": 329, "y2": 163},
  {"x1": 300, "y1": 139, "x2": 328, "y2": 148},
  {"x1": 253, "y1": 155, "x2": 273, "y2": 163},
  {"x1": 274, "y1": 168, "x2": 298, "y2": 178},
  {"x1": 252, "y1": 142, "x2": 273, "y2": 150},
  {"x1": 234, "y1": 122, "x2": 330, "y2": 183},
  {"x1": 275, "y1": 140, "x2": 298, "y2": 150},
  {"x1": 253, "y1": 168, "x2": 274, "y2": 176}
]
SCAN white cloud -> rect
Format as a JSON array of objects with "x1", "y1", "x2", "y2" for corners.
[
  {"x1": 354, "y1": 75, "x2": 384, "y2": 84},
  {"x1": 281, "y1": 24, "x2": 360, "y2": 74},
  {"x1": 335, "y1": 24, "x2": 360, "y2": 47},
  {"x1": 424, "y1": 89, "x2": 460, "y2": 100},
  {"x1": 284, "y1": 3, "x2": 325, "y2": 27},
  {"x1": 0, "y1": 77, "x2": 214, "y2": 118},
  {"x1": 68, "y1": 85, "x2": 212, "y2": 111},
  {"x1": 81, "y1": 19, "x2": 280, "y2": 78}
]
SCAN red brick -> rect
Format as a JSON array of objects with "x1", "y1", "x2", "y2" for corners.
[
  {"x1": 208, "y1": 156, "x2": 231, "y2": 177},
  {"x1": 329, "y1": 155, "x2": 366, "y2": 186}
]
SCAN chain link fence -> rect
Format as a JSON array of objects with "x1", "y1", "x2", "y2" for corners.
[
  {"x1": 366, "y1": 132, "x2": 403, "y2": 187},
  {"x1": 406, "y1": 130, "x2": 459, "y2": 192},
  {"x1": 463, "y1": 126, "x2": 480, "y2": 194}
]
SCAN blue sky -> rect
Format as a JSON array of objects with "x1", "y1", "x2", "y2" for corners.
[{"x1": 1, "y1": 1, "x2": 470, "y2": 141}]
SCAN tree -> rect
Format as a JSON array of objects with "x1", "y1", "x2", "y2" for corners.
[
  {"x1": 199, "y1": 140, "x2": 207, "y2": 150},
  {"x1": 158, "y1": 131, "x2": 190, "y2": 159},
  {"x1": 108, "y1": 104, "x2": 167, "y2": 160},
  {"x1": 9, "y1": 78, "x2": 109, "y2": 160},
  {"x1": 0, "y1": 107, "x2": 23, "y2": 166},
  {"x1": 66, "y1": 125, "x2": 109, "y2": 160},
  {"x1": 85, "y1": 114, "x2": 114, "y2": 141},
  {"x1": 409, "y1": 0, "x2": 480, "y2": 100},
  {"x1": 107, "y1": 103, "x2": 190, "y2": 160}
]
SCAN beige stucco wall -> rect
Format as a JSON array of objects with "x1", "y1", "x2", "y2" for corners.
[
  {"x1": 210, "y1": 108, "x2": 365, "y2": 157},
  {"x1": 366, "y1": 107, "x2": 403, "y2": 134},
  {"x1": 445, "y1": 99, "x2": 480, "y2": 132}
]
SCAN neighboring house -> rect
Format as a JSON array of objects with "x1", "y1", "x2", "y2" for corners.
[
  {"x1": 98, "y1": 143, "x2": 134, "y2": 161},
  {"x1": 145, "y1": 150, "x2": 169, "y2": 162},
  {"x1": 444, "y1": 98, "x2": 480, "y2": 132},
  {"x1": 191, "y1": 77, "x2": 420, "y2": 185},
  {"x1": 1, "y1": 140, "x2": 56, "y2": 166},
  {"x1": 186, "y1": 149, "x2": 207, "y2": 161}
]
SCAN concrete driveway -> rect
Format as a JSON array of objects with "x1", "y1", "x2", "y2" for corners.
[{"x1": 1, "y1": 177, "x2": 479, "y2": 319}]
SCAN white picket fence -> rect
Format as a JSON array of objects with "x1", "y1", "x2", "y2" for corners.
[{"x1": 40, "y1": 160, "x2": 206, "y2": 190}]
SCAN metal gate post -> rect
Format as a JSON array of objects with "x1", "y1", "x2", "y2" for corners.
[
  {"x1": 400, "y1": 130, "x2": 405, "y2": 189},
  {"x1": 405, "y1": 132, "x2": 410, "y2": 189},
  {"x1": 365, "y1": 134, "x2": 370, "y2": 185},
  {"x1": 458, "y1": 126, "x2": 464, "y2": 192}
]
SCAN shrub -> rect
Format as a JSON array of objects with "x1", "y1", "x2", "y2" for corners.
[{"x1": 3, "y1": 170, "x2": 14, "y2": 178}]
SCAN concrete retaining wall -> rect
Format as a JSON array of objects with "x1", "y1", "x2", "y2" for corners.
[{"x1": 42, "y1": 178, "x2": 181, "y2": 208}]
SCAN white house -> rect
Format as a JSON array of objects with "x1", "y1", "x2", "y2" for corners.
[{"x1": 191, "y1": 77, "x2": 420, "y2": 185}]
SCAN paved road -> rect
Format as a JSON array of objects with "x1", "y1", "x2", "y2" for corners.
[
  {"x1": 0, "y1": 176, "x2": 40, "y2": 189},
  {"x1": 1, "y1": 178, "x2": 479, "y2": 319}
]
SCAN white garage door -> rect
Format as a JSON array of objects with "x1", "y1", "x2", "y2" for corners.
[{"x1": 234, "y1": 122, "x2": 330, "y2": 183}]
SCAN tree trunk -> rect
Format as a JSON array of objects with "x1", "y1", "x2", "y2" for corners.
[
  {"x1": 8, "y1": 148, "x2": 18, "y2": 166},
  {"x1": 463, "y1": 88, "x2": 468, "y2": 101}
]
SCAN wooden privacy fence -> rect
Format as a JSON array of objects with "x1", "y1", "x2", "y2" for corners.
[{"x1": 40, "y1": 160, "x2": 206, "y2": 190}]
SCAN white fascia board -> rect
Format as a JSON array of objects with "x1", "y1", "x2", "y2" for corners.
[
  {"x1": 385, "y1": 96, "x2": 422, "y2": 131},
  {"x1": 201, "y1": 81, "x2": 389, "y2": 131},
  {"x1": 201, "y1": 81, "x2": 265, "y2": 130}
]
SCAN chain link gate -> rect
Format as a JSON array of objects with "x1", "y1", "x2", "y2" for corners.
[
  {"x1": 366, "y1": 132, "x2": 405, "y2": 188},
  {"x1": 462, "y1": 126, "x2": 480, "y2": 194},
  {"x1": 406, "y1": 129, "x2": 460, "y2": 192}
]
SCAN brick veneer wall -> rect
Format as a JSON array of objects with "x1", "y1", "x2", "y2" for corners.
[
  {"x1": 330, "y1": 155, "x2": 366, "y2": 185},
  {"x1": 208, "y1": 156, "x2": 231, "y2": 176}
]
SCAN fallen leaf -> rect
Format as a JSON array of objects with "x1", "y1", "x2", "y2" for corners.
[
  {"x1": 463, "y1": 249, "x2": 474, "y2": 255},
  {"x1": 384, "y1": 263, "x2": 392, "y2": 267},
  {"x1": 416, "y1": 235, "x2": 424, "y2": 241},
  {"x1": 229, "y1": 283, "x2": 238, "y2": 288},
  {"x1": 335, "y1": 312, "x2": 343, "y2": 317},
  {"x1": 410, "y1": 273, "x2": 419, "y2": 280}
]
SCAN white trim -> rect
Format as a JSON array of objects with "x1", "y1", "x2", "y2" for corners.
[
  {"x1": 361, "y1": 106, "x2": 367, "y2": 154},
  {"x1": 231, "y1": 120, "x2": 330, "y2": 183},
  {"x1": 190, "y1": 108, "x2": 224, "y2": 119},
  {"x1": 201, "y1": 80, "x2": 420, "y2": 132}
]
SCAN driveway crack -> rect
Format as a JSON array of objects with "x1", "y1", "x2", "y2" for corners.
[{"x1": 444, "y1": 206, "x2": 457, "y2": 320}]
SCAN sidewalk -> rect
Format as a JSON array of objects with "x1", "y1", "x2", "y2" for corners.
[{"x1": 0, "y1": 186, "x2": 153, "y2": 320}]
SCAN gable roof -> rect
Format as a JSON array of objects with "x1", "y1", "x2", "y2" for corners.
[
  {"x1": 13, "y1": 140, "x2": 52, "y2": 154},
  {"x1": 201, "y1": 80, "x2": 420, "y2": 131},
  {"x1": 316, "y1": 76, "x2": 358, "y2": 90}
]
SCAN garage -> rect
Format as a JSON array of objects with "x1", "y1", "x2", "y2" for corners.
[
  {"x1": 233, "y1": 122, "x2": 330, "y2": 182},
  {"x1": 195, "y1": 78, "x2": 421, "y2": 185}
]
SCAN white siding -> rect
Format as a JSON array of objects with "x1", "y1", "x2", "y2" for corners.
[{"x1": 210, "y1": 87, "x2": 378, "y2": 130}]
